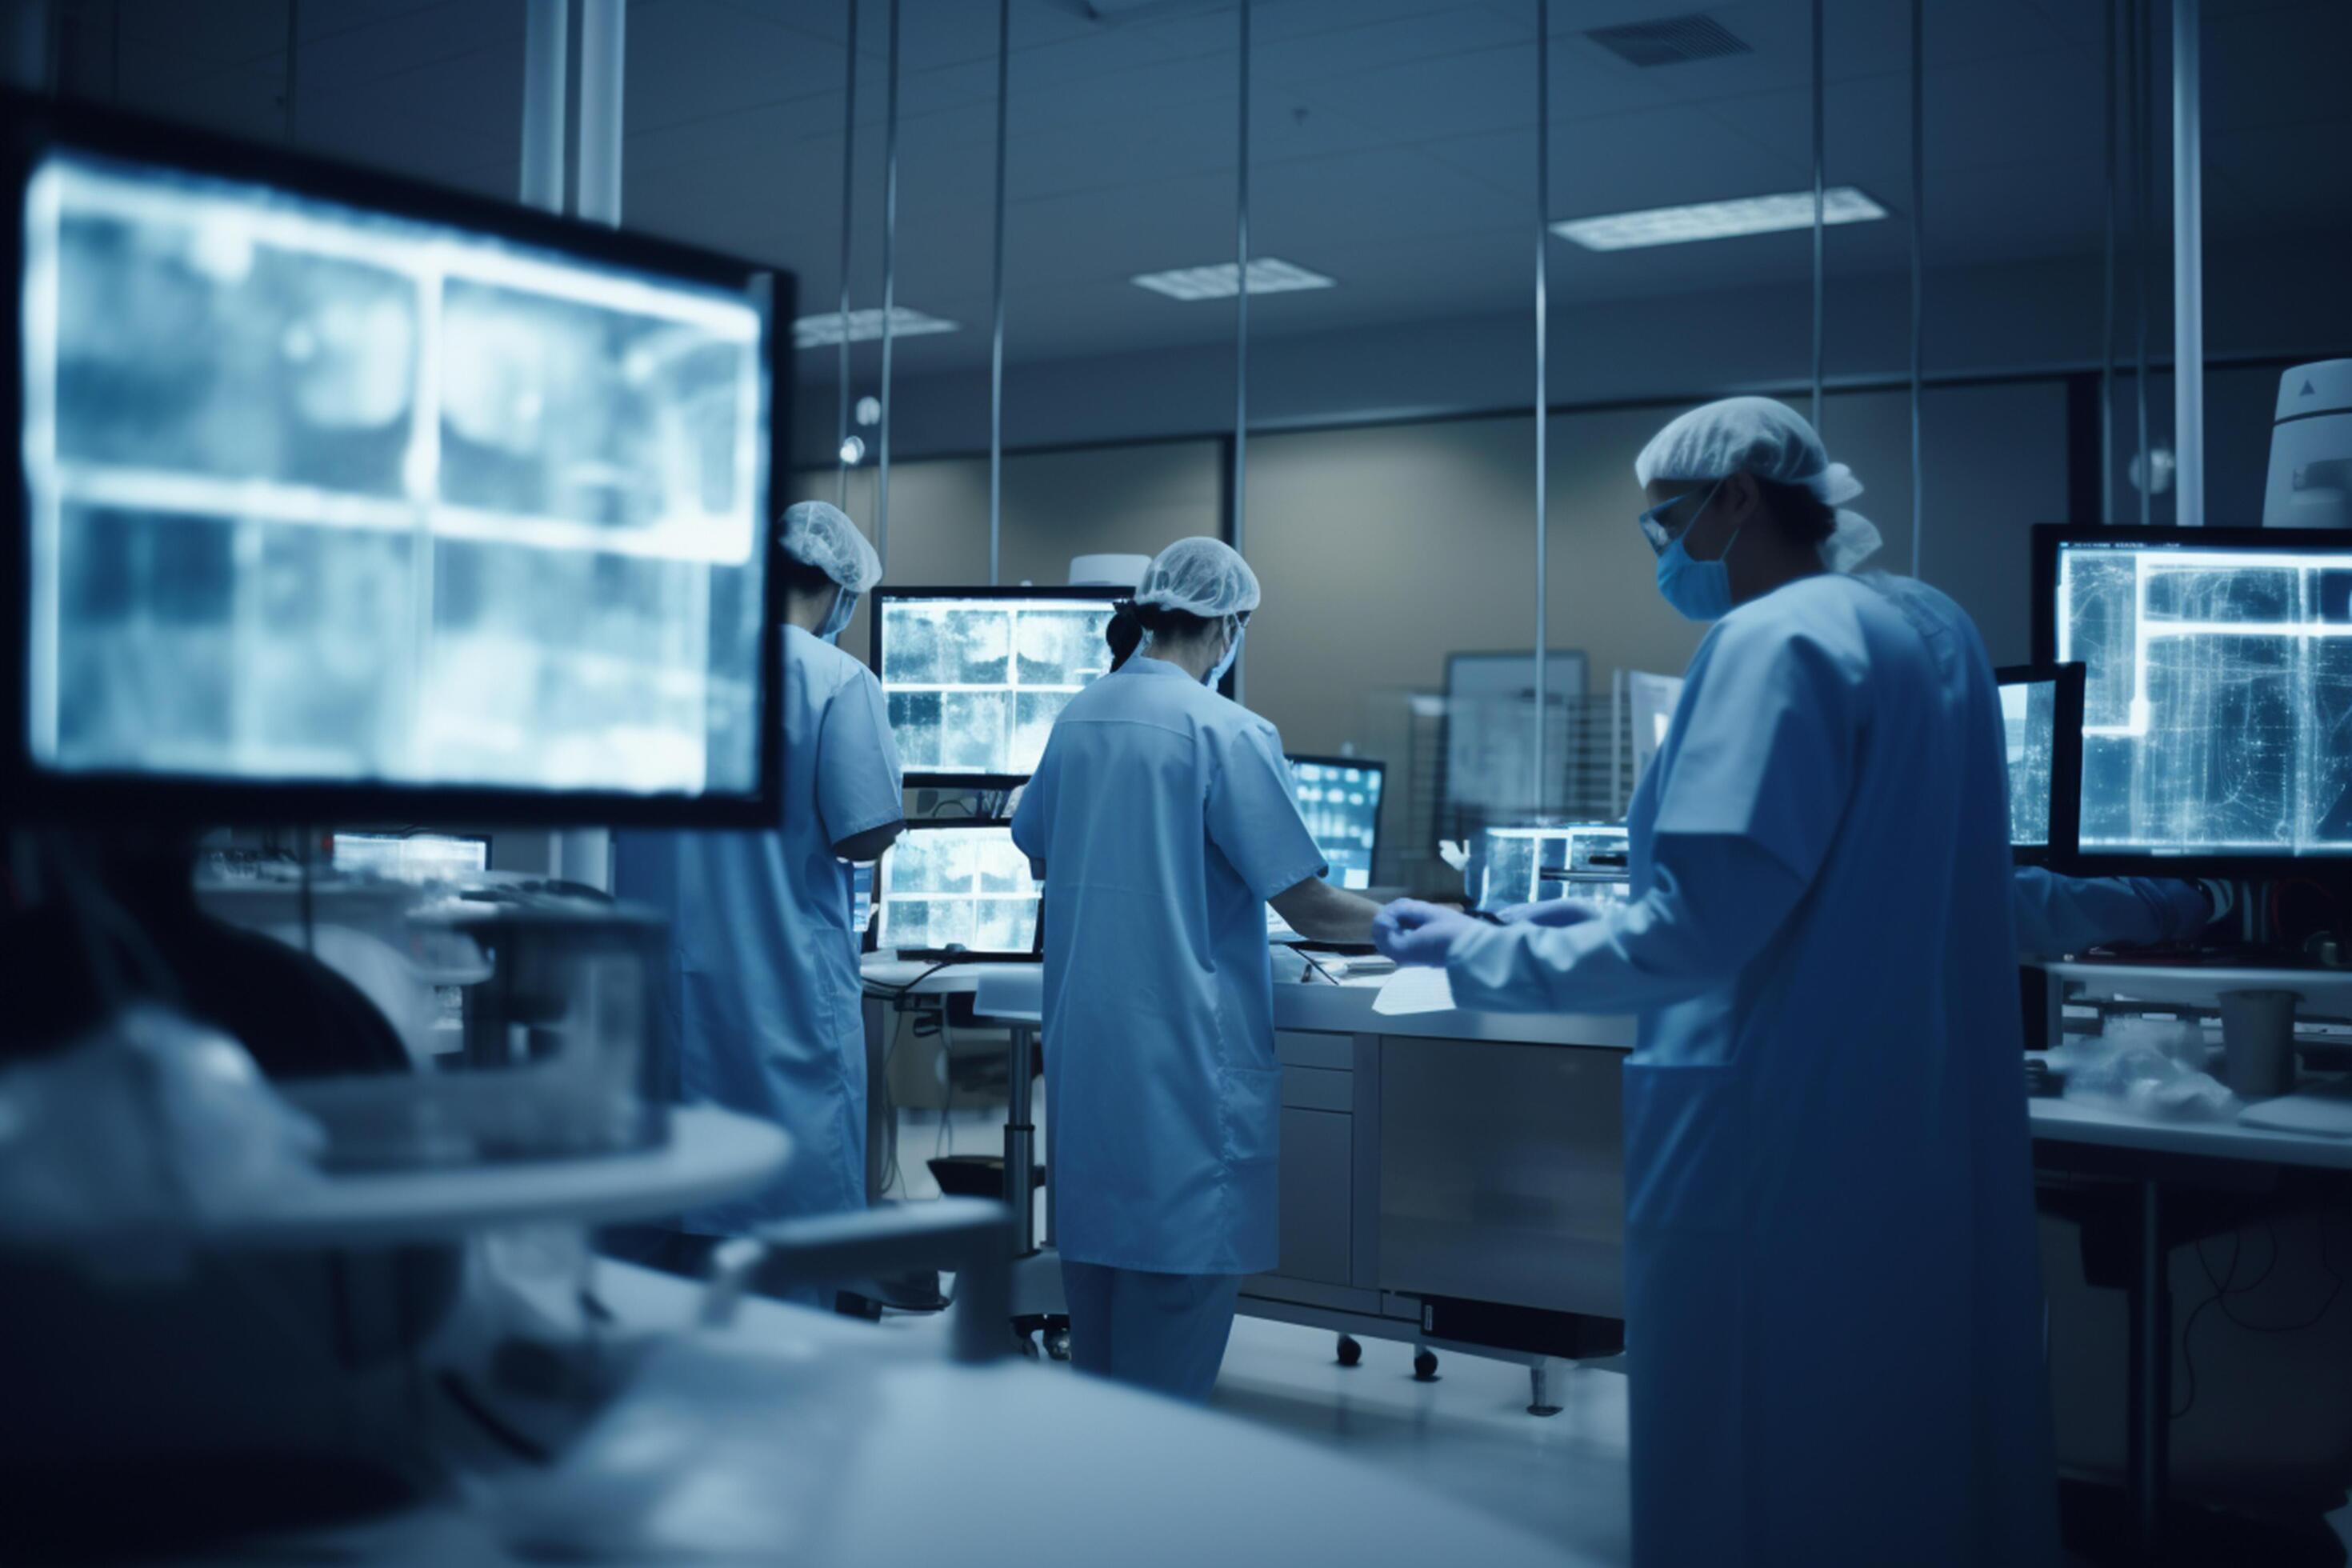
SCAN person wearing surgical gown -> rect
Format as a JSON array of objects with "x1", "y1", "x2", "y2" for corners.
[{"x1": 1376, "y1": 399, "x2": 2059, "y2": 1568}]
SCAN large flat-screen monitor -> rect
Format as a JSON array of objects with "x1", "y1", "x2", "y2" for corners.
[
  {"x1": 1288, "y1": 754, "x2": 1383, "y2": 890},
  {"x1": 868, "y1": 822, "x2": 1040, "y2": 959},
  {"x1": 1994, "y1": 662, "x2": 2083, "y2": 868},
  {"x1": 2, "y1": 98, "x2": 788, "y2": 826},
  {"x1": 2035, "y1": 525, "x2": 2352, "y2": 873},
  {"x1": 1473, "y1": 823, "x2": 1630, "y2": 914},
  {"x1": 871, "y1": 586, "x2": 1120, "y2": 787}
]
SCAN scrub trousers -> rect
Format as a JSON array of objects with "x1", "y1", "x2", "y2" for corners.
[{"x1": 1060, "y1": 1262, "x2": 1243, "y2": 1403}]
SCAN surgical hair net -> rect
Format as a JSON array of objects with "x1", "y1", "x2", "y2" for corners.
[
  {"x1": 1634, "y1": 396, "x2": 1883, "y2": 574},
  {"x1": 1133, "y1": 537, "x2": 1262, "y2": 619},
  {"x1": 778, "y1": 501, "x2": 883, "y2": 594}
]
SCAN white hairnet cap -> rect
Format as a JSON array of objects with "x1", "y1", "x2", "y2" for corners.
[
  {"x1": 778, "y1": 501, "x2": 882, "y2": 594},
  {"x1": 1133, "y1": 537, "x2": 1261, "y2": 618},
  {"x1": 1634, "y1": 396, "x2": 1883, "y2": 574}
]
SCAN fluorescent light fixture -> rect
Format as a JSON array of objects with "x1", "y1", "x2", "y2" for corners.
[
  {"x1": 793, "y1": 306, "x2": 959, "y2": 350},
  {"x1": 1130, "y1": 258, "x2": 1335, "y2": 302},
  {"x1": 1550, "y1": 186, "x2": 1887, "y2": 251}
]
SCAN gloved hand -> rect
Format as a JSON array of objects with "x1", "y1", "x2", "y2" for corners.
[
  {"x1": 1372, "y1": 900, "x2": 1483, "y2": 968},
  {"x1": 1497, "y1": 898, "x2": 1602, "y2": 930}
]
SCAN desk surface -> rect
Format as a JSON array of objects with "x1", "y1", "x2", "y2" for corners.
[
  {"x1": 2026, "y1": 1094, "x2": 2352, "y2": 1171},
  {"x1": 862, "y1": 955, "x2": 1638, "y2": 1050}
]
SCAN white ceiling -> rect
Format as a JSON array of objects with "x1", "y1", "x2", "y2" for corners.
[{"x1": 66, "y1": 0, "x2": 2352, "y2": 387}]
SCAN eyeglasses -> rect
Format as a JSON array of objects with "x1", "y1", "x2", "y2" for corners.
[{"x1": 1637, "y1": 481, "x2": 1721, "y2": 557}]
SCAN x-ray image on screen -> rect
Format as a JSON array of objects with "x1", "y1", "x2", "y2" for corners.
[
  {"x1": 1290, "y1": 758, "x2": 1383, "y2": 890},
  {"x1": 874, "y1": 826, "x2": 1040, "y2": 954},
  {"x1": 1475, "y1": 824, "x2": 1630, "y2": 913},
  {"x1": 2000, "y1": 678, "x2": 2057, "y2": 849},
  {"x1": 878, "y1": 596, "x2": 1116, "y2": 778},
  {"x1": 2055, "y1": 538, "x2": 2352, "y2": 858},
  {"x1": 20, "y1": 150, "x2": 770, "y2": 802}
]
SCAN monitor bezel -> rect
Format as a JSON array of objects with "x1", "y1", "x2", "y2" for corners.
[
  {"x1": 870, "y1": 584, "x2": 1128, "y2": 790},
  {"x1": 1284, "y1": 752, "x2": 1386, "y2": 885},
  {"x1": 1993, "y1": 661, "x2": 2083, "y2": 870},
  {"x1": 862, "y1": 818, "x2": 1042, "y2": 963},
  {"x1": 2031, "y1": 522, "x2": 2352, "y2": 876},
  {"x1": 0, "y1": 92, "x2": 790, "y2": 830}
]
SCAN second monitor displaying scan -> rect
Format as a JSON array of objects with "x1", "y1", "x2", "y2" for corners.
[
  {"x1": 1289, "y1": 756, "x2": 1383, "y2": 890},
  {"x1": 870, "y1": 824, "x2": 1040, "y2": 957},
  {"x1": 874, "y1": 589, "x2": 1118, "y2": 785},
  {"x1": 1474, "y1": 824, "x2": 1631, "y2": 913},
  {"x1": 2041, "y1": 527, "x2": 2352, "y2": 869}
]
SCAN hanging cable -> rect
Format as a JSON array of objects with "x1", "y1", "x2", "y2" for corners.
[
  {"x1": 836, "y1": 0, "x2": 858, "y2": 512},
  {"x1": 1230, "y1": 0, "x2": 1250, "y2": 706},
  {"x1": 876, "y1": 0, "x2": 900, "y2": 568},
  {"x1": 1532, "y1": 0, "x2": 1550, "y2": 818},
  {"x1": 1908, "y1": 0, "x2": 1923, "y2": 578},
  {"x1": 988, "y1": 0, "x2": 1010, "y2": 586},
  {"x1": 1809, "y1": 0, "x2": 1824, "y2": 434}
]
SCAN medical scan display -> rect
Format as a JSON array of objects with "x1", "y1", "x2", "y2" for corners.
[
  {"x1": 1999, "y1": 676, "x2": 2057, "y2": 850},
  {"x1": 878, "y1": 595, "x2": 1116, "y2": 778},
  {"x1": 20, "y1": 150, "x2": 770, "y2": 800},
  {"x1": 1475, "y1": 824, "x2": 1631, "y2": 912},
  {"x1": 2054, "y1": 537, "x2": 2352, "y2": 859},
  {"x1": 1291, "y1": 758, "x2": 1382, "y2": 890},
  {"x1": 874, "y1": 826, "x2": 1041, "y2": 954}
]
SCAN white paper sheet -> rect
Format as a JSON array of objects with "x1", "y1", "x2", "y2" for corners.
[{"x1": 1372, "y1": 966, "x2": 1455, "y2": 1016}]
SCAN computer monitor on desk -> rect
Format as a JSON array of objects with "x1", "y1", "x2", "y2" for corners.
[
  {"x1": 868, "y1": 823, "x2": 1040, "y2": 960},
  {"x1": 2, "y1": 97, "x2": 789, "y2": 828},
  {"x1": 1474, "y1": 824, "x2": 1630, "y2": 914},
  {"x1": 2035, "y1": 526, "x2": 2352, "y2": 874},
  {"x1": 1995, "y1": 663, "x2": 2083, "y2": 868},
  {"x1": 1287, "y1": 755, "x2": 1384, "y2": 890}
]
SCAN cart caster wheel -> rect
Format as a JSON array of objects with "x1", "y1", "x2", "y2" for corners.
[
  {"x1": 1046, "y1": 1326, "x2": 1072, "y2": 1362},
  {"x1": 1336, "y1": 1334, "x2": 1363, "y2": 1368},
  {"x1": 1413, "y1": 1350, "x2": 1439, "y2": 1382}
]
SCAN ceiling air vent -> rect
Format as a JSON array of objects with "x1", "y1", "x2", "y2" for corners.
[{"x1": 1585, "y1": 14, "x2": 1752, "y2": 68}]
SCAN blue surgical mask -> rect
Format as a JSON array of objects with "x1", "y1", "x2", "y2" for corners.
[
  {"x1": 817, "y1": 588, "x2": 857, "y2": 644},
  {"x1": 1207, "y1": 620, "x2": 1244, "y2": 688}
]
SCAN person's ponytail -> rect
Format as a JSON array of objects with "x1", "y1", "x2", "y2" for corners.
[{"x1": 1106, "y1": 601, "x2": 1144, "y2": 673}]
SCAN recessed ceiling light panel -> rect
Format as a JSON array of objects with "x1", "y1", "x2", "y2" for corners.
[
  {"x1": 792, "y1": 306, "x2": 960, "y2": 350},
  {"x1": 1550, "y1": 187, "x2": 1887, "y2": 251},
  {"x1": 1130, "y1": 257, "x2": 1336, "y2": 302}
]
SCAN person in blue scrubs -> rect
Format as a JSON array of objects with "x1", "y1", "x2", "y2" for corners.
[
  {"x1": 1376, "y1": 399, "x2": 2059, "y2": 1567},
  {"x1": 606, "y1": 502, "x2": 904, "y2": 1301},
  {"x1": 1010, "y1": 538, "x2": 1382, "y2": 1402}
]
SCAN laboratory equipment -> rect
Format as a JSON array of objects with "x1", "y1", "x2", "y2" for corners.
[
  {"x1": 330, "y1": 831, "x2": 490, "y2": 883},
  {"x1": 2035, "y1": 526, "x2": 2352, "y2": 872},
  {"x1": 2263, "y1": 359, "x2": 2352, "y2": 530},
  {"x1": 868, "y1": 822, "x2": 1041, "y2": 958},
  {"x1": 1994, "y1": 663, "x2": 2083, "y2": 866},
  {"x1": 870, "y1": 586, "x2": 1120, "y2": 786},
  {"x1": 1442, "y1": 650, "x2": 1589, "y2": 827},
  {"x1": 1287, "y1": 754, "x2": 1385, "y2": 890},
  {"x1": 1, "y1": 96, "x2": 789, "y2": 827},
  {"x1": 1474, "y1": 823, "x2": 1630, "y2": 913}
]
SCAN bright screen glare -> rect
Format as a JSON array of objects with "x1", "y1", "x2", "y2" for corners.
[
  {"x1": 874, "y1": 826, "x2": 1040, "y2": 954},
  {"x1": 1290, "y1": 759, "x2": 1382, "y2": 890},
  {"x1": 2056, "y1": 539, "x2": 2352, "y2": 858},
  {"x1": 1476, "y1": 824, "x2": 1630, "y2": 913},
  {"x1": 878, "y1": 596, "x2": 1116, "y2": 777},
  {"x1": 21, "y1": 150, "x2": 770, "y2": 800},
  {"x1": 1999, "y1": 678, "x2": 2056, "y2": 849}
]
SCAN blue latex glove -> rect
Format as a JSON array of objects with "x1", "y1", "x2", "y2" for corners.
[
  {"x1": 1498, "y1": 898, "x2": 1604, "y2": 930},
  {"x1": 1372, "y1": 899, "x2": 1483, "y2": 968}
]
